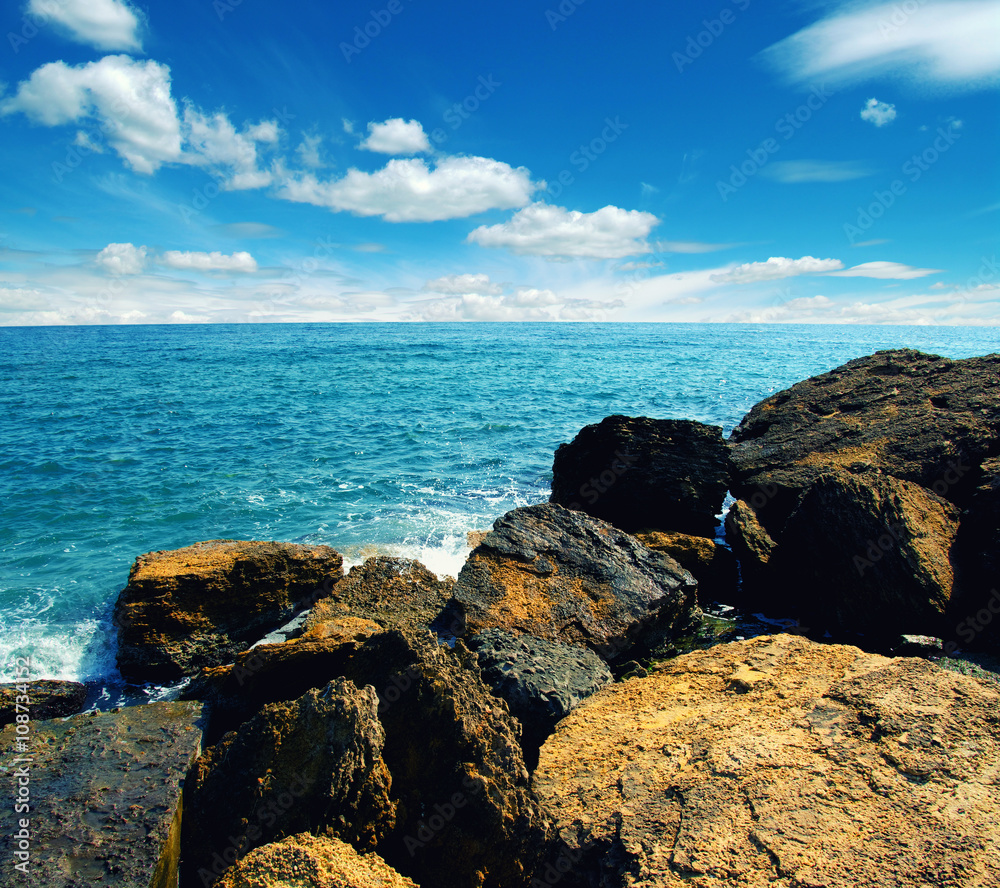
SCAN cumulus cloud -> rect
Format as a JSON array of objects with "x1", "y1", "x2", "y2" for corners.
[
  {"x1": 762, "y1": 0, "x2": 1000, "y2": 90},
  {"x1": 860, "y1": 98, "x2": 897, "y2": 127},
  {"x1": 827, "y1": 261, "x2": 942, "y2": 279},
  {"x1": 277, "y1": 156, "x2": 537, "y2": 222},
  {"x1": 760, "y1": 160, "x2": 875, "y2": 183},
  {"x1": 97, "y1": 242, "x2": 147, "y2": 274},
  {"x1": 710, "y1": 256, "x2": 844, "y2": 284},
  {"x1": 360, "y1": 118, "x2": 431, "y2": 155},
  {"x1": 467, "y1": 203, "x2": 659, "y2": 260},
  {"x1": 423, "y1": 273, "x2": 503, "y2": 296},
  {"x1": 183, "y1": 108, "x2": 278, "y2": 189},
  {"x1": 159, "y1": 250, "x2": 258, "y2": 272},
  {"x1": 28, "y1": 0, "x2": 143, "y2": 52}
]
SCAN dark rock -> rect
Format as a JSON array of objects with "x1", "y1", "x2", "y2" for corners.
[
  {"x1": 302, "y1": 556, "x2": 452, "y2": 637},
  {"x1": 634, "y1": 531, "x2": 738, "y2": 603},
  {"x1": 216, "y1": 833, "x2": 419, "y2": 888},
  {"x1": 550, "y1": 415, "x2": 731, "y2": 536},
  {"x1": 183, "y1": 679, "x2": 395, "y2": 887},
  {"x1": 114, "y1": 539, "x2": 344, "y2": 683},
  {"x1": 467, "y1": 628, "x2": 612, "y2": 769},
  {"x1": 772, "y1": 471, "x2": 960, "y2": 637},
  {"x1": 0, "y1": 679, "x2": 86, "y2": 726},
  {"x1": 533, "y1": 634, "x2": 1000, "y2": 888},
  {"x1": 723, "y1": 499, "x2": 778, "y2": 599},
  {"x1": 0, "y1": 701, "x2": 205, "y2": 888},
  {"x1": 450, "y1": 503, "x2": 699, "y2": 662}
]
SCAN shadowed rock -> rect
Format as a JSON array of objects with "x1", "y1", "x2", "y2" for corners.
[
  {"x1": 450, "y1": 504, "x2": 699, "y2": 662},
  {"x1": 113, "y1": 539, "x2": 344, "y2": 683},
  {"x1": 723, "y1": 499, "x2": 778, "y2": 599},
  {"x1": 533, "y1": 634, "x2": 1000, "y2": 887},
  {"x1": 0, "y1": 679, "x2": 86, "y2": 726},
  {"x1": 550, "y1": 415, "x2": 731, "y2": 536},
  {"x1": 634, "y1": 531, "x2": 738, "y2": 604}
]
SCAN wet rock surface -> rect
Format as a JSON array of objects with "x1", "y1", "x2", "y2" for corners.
[
  {"x1": 0, "y1": 679, "x2": 86, "y2": 726},
  {"x1": 114, "y1": 539, "x2": 344, "y2": 683},
  {"x1": 0, "y1": 701, "x2": 205, "y2": 888},
  {"x1": 450, "y1": 503, "x2": 699, "y2": 661},
  {"x1": 550, "y1": 415, "x2": 731, "y2": 536},
  {"x1": 467, "y1": 628, "x2": 612, "y2": 768},
  {"x1": 216, "y1": 833, "x2": 419, "y2": 888},
  {"x1": 533, "y1": 634, "x2": 1000, "y2": 888}
]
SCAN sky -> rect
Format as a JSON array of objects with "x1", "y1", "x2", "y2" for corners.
[{"x1": 0, "y1": 0, "x2": 998, "y2": 325}]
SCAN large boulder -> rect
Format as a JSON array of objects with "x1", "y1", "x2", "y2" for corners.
[
  {"x1": 722, "y1": 499, "x2": 777, "y2": 598},
  {"x1": 0, "y1": 701, "x2": 205, "y2": 888},
  {"x1": 633, "y1": 531, "x2": 738, "y2": 604},
  {"x1": 550, "y1": 415, "x2": 731, "y2": 536},
  {"x1": 114, "y1": 539, "x2": 344, "y2": 683},
  {"x1": 449, "y1": 504, "x2": 699, "y2": 662},
  {"x1": 0, "y1": 679, "x2": 86, "y2": 726},
  {"x1": 183, "y1": 679, "x2": 396, "y2": 888},
  {"x1": 302, "y1": 556, "x2": 452, "y2": 637},
  {"x1": 217, "y1": 833, "x2": 418, "y2": 888},
  {"x1": 467, "y1": 628, "x2": 613, "y2": 769},
  {"x1": 533, "y1": 634, "x2": 1000, "y2": 888}
]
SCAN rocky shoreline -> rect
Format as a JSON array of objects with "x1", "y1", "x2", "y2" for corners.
[{"x1": 2, "y1": 348, "x2": 998, "y2": 887}]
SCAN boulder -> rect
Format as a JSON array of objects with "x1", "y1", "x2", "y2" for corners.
[
  {"x1": 0, "y1": 701, "x2": 204, "y2": 888},
  {"x1": 722, "y1": 499, "x2": 777, "y2": 598},
  {"x1": 114, "y1": 539, "x2": 344, "y2": 683},
  {"x1": 0, "y1": 679, "x2": 86, "y2": 726},
  {"x1": 772, "y1": 471, "x2": 961, "y2": 637},
  {"x1": 729, "y1": 349, "x2": 1000, "y2": 528},
  {"x1": 467, "y1": 628, "x2": 613, "y2": 768},
  {"x1": 449, "y1": 504, "x2": 699, "y2": 662},
  {"x1": 216, "y1": 833, "x2": 418, "y2": 888},
  {"x1": 550, "y1": 415, "x2": 731, "y2": 536},
  {"x1": 183, "y1": 679, "x2": 395, "y2": 888},
  {"x1": 302, "y1": 556, "x2": 452, "y2": 637},
  {"x1": 633, "y1": 531, "x2": 738, "y2": 603},
  {"x1": 533, "y1": 634, "x2": 1000, "y2": 888}
]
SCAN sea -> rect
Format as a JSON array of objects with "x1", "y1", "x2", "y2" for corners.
[{"x1": 1, "y1": 323, "x2": 997, "y2": 699}]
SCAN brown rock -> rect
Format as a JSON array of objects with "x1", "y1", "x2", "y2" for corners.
[
  {"x1": 533, "y1": 634, "x2": 1000, "y2": 887},
  {"x1": 302, "y1": 556, "x2": 452, "y2": 637},
  {"x1": 450, "y1": 504, "x2": 698, "y2": 662},
  {"x1": 183, "y1": 679, "x2": 395, "y2": 887},
  {"x1": 0, "y1": 679, "x2": 86, "y2": 726},
  {"x1": 113, "y1": 539, "x2": 344, "y2": 683},
  {"x1": 217, "y1": 833, "x2": 419, "y2": 888},
  {"x1": 550, "y1": 415, "x2": 731, "y2": 536},
  {"x1": 723, "y1": 499, "x2": 777, "y2": 598},
  {"x1": 634, "y1": 531, "x2": 738, "y2": 603}
]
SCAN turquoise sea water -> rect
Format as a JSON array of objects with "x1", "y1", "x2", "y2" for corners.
[{"x1": 1, "y1": 323, "x2": 997, "y2": 689}]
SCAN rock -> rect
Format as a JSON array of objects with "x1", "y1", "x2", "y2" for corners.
[
  {"x1": 183, "y1": 679, "x2": 395, "y2": 888},
  {"x1": 771, "y1": 471, "x2": 960, "y2": 637},
  {"x1": 722, "y1": 499, "x2": 777, "y2": 598},
  {"x1": 550, "y1": 415, "x2": 731, "y2": 536},
  {"x1": 533, "y1": 634, "x2": 1000, "y2": 888},
  {"x1": 633, "y1": 531, "x2": 738, "y2": 603},
  {"x1": 302, "y1": 556, "x2": 452, "y2": 637},
  {"x1": 0, "y1": 701, "x2": 204, "y2": 888},
  {"x1": 450, "y1": 504, "x2": 699, "y2": 662},
  {"x1": 217, "y1": 833, "x2": 419, "y2": 888},
  {"x1": 114, "y1": 539, "x2": 344, "y2": 683},
  {"x1": 467, "y1": 628, "x2": 613, "y2": 769},
  {"x1": 729, "y1": 349, "x2": 1000, "y2": 528},
  {"x1": 0, "y1": 679, "x2": 86, "y2": 726}
]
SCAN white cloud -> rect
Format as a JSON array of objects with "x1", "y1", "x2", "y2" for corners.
[
  {"x1": 277, "y1": 156, "x2": 537, "y2": 222},
  {"x1": 467, "y1": 203, "x2": 659, "y2": 260},
  {"x1": 360, "y1": 118, "x2": 431, "y2": 155},
  {"x1": 169, "y1": 310, "x2": 211, "y2": 323},
  {"x1": 762, "y1": 0, "x2": 1000, "y2": 90},
  {"x1": 710, "y1": 256, "x2": 844, "y2": 284},
  {"x1": 0, "y1": 55, "x2": 182, "y2": 174},
  {"x1": 656, "y1": 241, "x2": 742, "y2": 254},
  {"x1": 860, "y1": 98, "x2": 897, "y2": 127},
  {"x1": 828, "y1": 261, "x2": 942, "y2": 279},
  {"x1": 760, "y1": 160, "x2": 875, "y2": 183},
  {"x1": 97, "y1": 242, "x2": 147, "y2": 274},
  {"x1": 0, "y1": 287, "x2": 51, "y2": 313},
  {"x1": 159, "y1": 251, "x2": 258, "y2": 273},
  {"x1": 183, "y1": 108, "x2": 278, "y2": 189},
  {"x1": 296, "y1": 134, "x2": 323, "y2": 169},
  {"x1": 423, "y1": 273, "x2": 503, "y2": 296},
  {"x1": 28, "y1": 0, "x2": 142, "y2": 52}
]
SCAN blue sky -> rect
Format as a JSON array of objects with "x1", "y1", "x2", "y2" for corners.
[{"x1": 0, "y1": 0, "x2": 998, "y2": 324}]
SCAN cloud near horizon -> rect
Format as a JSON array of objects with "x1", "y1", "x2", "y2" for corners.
[{"x1": 710, "y1": 256, "x2": 844, "y2": 284}]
